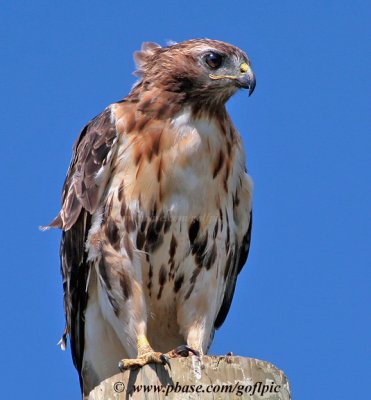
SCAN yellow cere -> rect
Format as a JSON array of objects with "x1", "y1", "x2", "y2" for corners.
[{"x1": 240, "y1": 63, "x2": 250, "y2": 73}]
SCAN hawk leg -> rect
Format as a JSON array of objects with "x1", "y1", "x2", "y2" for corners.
[
  {"x1": 118, "y1": 334, "x2": 168, "y2": 370},
  {"x1": 118, "y1": 336, "x2": 200, "y2": 371}
]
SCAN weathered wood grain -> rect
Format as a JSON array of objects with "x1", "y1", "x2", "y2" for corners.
[{"x1": 89, "y1": 356, "x2": 291, "y2": 399}]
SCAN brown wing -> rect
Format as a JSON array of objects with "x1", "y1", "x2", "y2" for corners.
[
  {"x1": 49, "y1": 106, "x2": 118, "y2": 387},
  {"x1": 214, "y1": 210, "x2": 252, "y2": 329},
  {"x1": 49, "y1": 107, "x2": 118, "y2": 231}
]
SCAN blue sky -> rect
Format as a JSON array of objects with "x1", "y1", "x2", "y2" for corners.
[{"x1": 0, "y1": 1, "x2": 369, "y2": 399}]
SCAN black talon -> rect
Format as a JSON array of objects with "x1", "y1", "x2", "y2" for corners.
[
  {"x1": 175, "y1": 345, "x2": 200, "y2": 357},
  {"x1": 176, "y1": 346, "x2": 189, "y2": 357},
  {"x1": 160, "y1": 354, "x2": 171, "y2": 368},
  {"x1": 118, "y1": 360, "x2": 125, "y2": 371}
]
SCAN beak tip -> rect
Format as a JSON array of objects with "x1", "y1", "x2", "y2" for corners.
[
  {"x1": 248, "y1": 76, "x2": 256, "y2": 96},
  {"x1": 238, "y1": 71, "x2": 256, "y2": 95}
]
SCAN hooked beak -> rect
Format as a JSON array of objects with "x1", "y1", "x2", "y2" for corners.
[
  {"x1": 209, "y1": 62, "x2": 256, "y2": 96},
  {"x1": 237, "y1": 70, "x2": 256, "y2": 96}
]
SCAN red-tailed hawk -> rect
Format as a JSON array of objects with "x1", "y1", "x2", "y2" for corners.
[{"x1": 47, "y1": 39, "x2": 255, "y2": 397}]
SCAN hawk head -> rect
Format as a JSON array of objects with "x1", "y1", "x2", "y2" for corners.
[{"x1": 132, "y1": 39, "x2": 256, "y2": 109}]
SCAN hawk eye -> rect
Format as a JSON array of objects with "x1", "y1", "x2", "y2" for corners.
[{"x1": 205, "y1": 52, "x2": 223, "y2": 69}]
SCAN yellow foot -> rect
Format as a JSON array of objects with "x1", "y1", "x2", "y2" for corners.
[{"x1": 118, "y1": 351, "x2": 169, "y2": 371}]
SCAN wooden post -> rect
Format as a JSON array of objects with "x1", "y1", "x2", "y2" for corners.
[{"x1": 89, "y1": 356, "x2": 291, "y2": 399}]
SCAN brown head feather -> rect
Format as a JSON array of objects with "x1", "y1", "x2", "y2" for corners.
[{"x1": 129, "y1": 39, "x2": 254, "y2": 118}]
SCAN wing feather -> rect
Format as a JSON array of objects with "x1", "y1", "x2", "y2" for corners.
[
  {"x1": 214, "y1": 210, "x2": 252, "y2": 329},
  {"x1": 49, "y1": 106, "x2": 119, "y2": 387}
]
